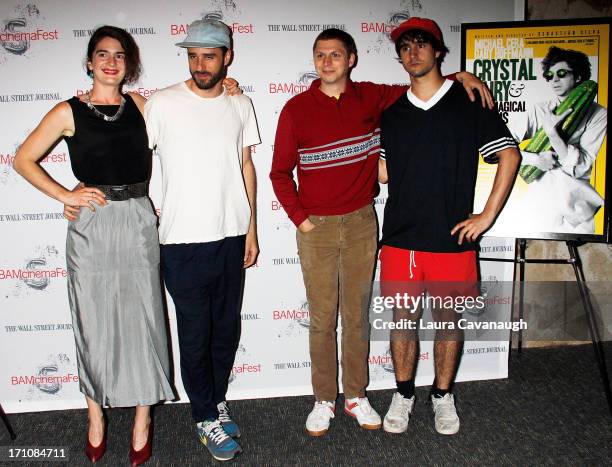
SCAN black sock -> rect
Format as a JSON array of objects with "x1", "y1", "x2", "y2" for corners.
[
  {"x1": 430, "y1": 384, "x2": 450, "y2": 399},
  {"x1": 396, "y1": 380, "x2": 415, "y2": 399}
]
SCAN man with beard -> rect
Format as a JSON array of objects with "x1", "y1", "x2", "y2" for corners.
[{"x1": 144, "y1": 19, "x2": 260, "y2": 461}]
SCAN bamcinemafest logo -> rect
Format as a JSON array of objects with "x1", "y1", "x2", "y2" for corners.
[
  {"x1": 368, "y1": 346, "x2": 430, "y2": 381},
  {"x1": 76, "y1": 87, "x2": 160, "y2": 99},
  {"x1": 11, "y1": 353, "x2": 78, "y2": 398},
  {"x1": 362, "y1": 1, "x2": 425, "y2": 54},
  {"x1": 270, "y1": 198, "x2": 293, "y2": 231},
  {"x1": 368, "y1": 347, "x2": 395, "y2": 373},
  {"x1": 170, "y1": 0, "x2": 254, "y2": 37},
  {"x1": 228, "y1": 344, "x2": 261, "y2": 386},
  {"x1": 0, "y1": 246, "x2": 67, "y2": 295},
  {"x1": 361, "y1": 10, "x2": 410, "y2": 35},
  {"x1": 1, "y1": 133, "x2": 65, "y2": 186},
  {"x1": 269, "y1": 71, "x2": 318, "y2": 95},
  {"x1": 0, "y1": 141, "x2": 23, "y2": 187},
  {"x1": 275, "y1": 299, "x2": 310, "y2": 338},
  {"x1": 0, "y1": 149, "x2": 66, "y2": 166},
  {"x1": 0, "y1": 4, "x2": 58, "y2": 57}
]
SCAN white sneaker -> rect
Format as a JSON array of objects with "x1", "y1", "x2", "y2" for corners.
[
  {"x1": 431, "y1": 393, "x2": 460, "y2": 435},
  {"x1": 305, "y1": 401, "x2": 335, "y2": 436},
  {"x1": 344, "y1": 397, "x2": 382, "y2": 430},
  {"x1": 383, "y1": 392, "x2": 415, "y2": 433}
]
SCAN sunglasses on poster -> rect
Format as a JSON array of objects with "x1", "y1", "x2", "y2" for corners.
[{"x1": 543, "y1": 69, "x2": 572, "y2": 81}]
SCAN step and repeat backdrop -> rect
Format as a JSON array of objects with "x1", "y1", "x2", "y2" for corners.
[{"x1": 1, "y1": 0, "x2": 519, "y2": 413}]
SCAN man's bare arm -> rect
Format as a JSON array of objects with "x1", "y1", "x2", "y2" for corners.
[
  {"x1": 456, "y1": 71, "x2": 494, "y2": 109},
  {"x1": 451, "y1": 147, "x2": 520, "y2": 244},
  {"x1": 378, "y1": 159, "x2": 388, "y2": 184},
  {"x1": 242, "y1": 146, "x2": 259, "y2": 267}
]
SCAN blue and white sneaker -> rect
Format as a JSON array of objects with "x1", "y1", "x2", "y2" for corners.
[
  {"x1": 217, "y1": 401, "x2": 241, "y2": 438},
  {"x1": 197, "y1": 419, "x2": 242, "y2": 461}
]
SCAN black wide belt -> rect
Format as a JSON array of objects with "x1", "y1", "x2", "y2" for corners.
[{"x1": 84, "y1": 181, "x2": 149, "y2": 201}]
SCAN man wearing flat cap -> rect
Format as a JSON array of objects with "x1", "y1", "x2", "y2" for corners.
[
  {"x1": 145, "y1": 19, "x2": 260, "y2": 461},
  {"x1": 378, "y1": 17, "x2": 519, "y2": 436}
]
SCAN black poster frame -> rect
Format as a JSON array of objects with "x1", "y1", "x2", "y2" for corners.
[{"x1": 461, "y1": 17, "x2": 612, "y2": 243}]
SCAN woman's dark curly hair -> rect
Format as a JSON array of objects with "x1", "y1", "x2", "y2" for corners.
[{"x1": 86, "y1": 25, "x2": 142, "y2": 85}]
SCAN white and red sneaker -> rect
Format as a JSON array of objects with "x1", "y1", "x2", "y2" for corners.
[
  {"x1": 305, "y1": 401, "x2": 335, "y2": 436},
  {"x1": 344, "y1": 397, "x2": 382, "y2": 430}
]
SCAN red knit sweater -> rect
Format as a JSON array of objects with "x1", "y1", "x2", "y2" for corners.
[{"x1": 270, "y1": 79, "x2": 406, "y2": 227}]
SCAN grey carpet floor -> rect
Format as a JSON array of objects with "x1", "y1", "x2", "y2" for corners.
[{"x1": 1, "y1": 344, "x2": 611, "y2": 466}]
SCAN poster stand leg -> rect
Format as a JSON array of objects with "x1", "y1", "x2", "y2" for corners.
[
  {"x1": 565, "y1": 241, "x2": 612, "y2": 417},
  {"x1": 481, "y1": 239, "x2": 611, "y2": 416},
  {"x1": 517, "y1": 239, "x2": 527, "y2": 353},
  {"x1": 0, "y1": 403, "x2": 17, "y2": 440}
]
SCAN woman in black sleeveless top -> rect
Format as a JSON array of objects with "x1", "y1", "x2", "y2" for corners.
[{"x1": 14, "y1": 26, "x2": 173, "y2": 466}]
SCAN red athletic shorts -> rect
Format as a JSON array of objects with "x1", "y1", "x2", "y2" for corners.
[{"x1": 379, "y1": 245, "x2": 478, "y2": 299}]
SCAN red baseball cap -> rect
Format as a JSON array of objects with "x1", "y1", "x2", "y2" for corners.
[{"x1": 390, "y1": 17, "x2": 444, "y2": 46}]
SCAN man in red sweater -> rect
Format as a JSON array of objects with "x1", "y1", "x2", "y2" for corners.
[{"x1": 269, "y1": 28, "x2": 492, "y2": 437}]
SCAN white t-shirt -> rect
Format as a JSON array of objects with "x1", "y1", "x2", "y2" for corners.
[{"x1": 145, "y1": 82, "x2": 261, "y2": 244}]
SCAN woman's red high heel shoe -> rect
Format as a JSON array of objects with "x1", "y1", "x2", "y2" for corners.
[
  {"x1": 85, "y1": 422, "x2": 107, "y2": 463},
  {"x1": 129, "y1": 423, "x2": 153, "y2": 466}
]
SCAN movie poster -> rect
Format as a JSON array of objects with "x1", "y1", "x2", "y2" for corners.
[{"x1": 463, "y1": 19, "x2": 610, "y2": 241}]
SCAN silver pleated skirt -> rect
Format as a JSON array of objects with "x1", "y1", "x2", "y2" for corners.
[{"x1": 66, "y1": 197, "x2": 175, "y2": 407}]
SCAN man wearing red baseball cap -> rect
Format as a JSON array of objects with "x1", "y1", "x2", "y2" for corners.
[
  {"x1": 378, "y1": 18, "x2": 520, "y2": 435},
  {"x1": 270, "y1": 24, "x2": 496, "y2": 438},
  {"x1": 390, "y1": 16, "x2": 446, "y2": 46}
]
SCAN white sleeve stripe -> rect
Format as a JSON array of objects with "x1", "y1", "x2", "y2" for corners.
[
  {"x1": 479, "y1": 137, "x2": 516, "y2": 156},
  {"x1": 480, "y1": 136, "x2": 516, "y2": 153},
  {"x1": 480, "y1": 142, "x2": 516, "y2": 157},
  {"x1": 480, "y1": 140, "x2": 516, "y2": 156},
  {"x1": 380, "y1": 148, "x2": 386, "y2": 160}
]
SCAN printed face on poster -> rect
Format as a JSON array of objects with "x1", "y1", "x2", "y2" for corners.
[{"x1": 462, "y1": 19, "x2": 610, "y2": 242}]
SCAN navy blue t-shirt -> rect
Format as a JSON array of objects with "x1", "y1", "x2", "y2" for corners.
[{"x1": 380, "y1": 81, "x2": 516, "y2": 252}]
